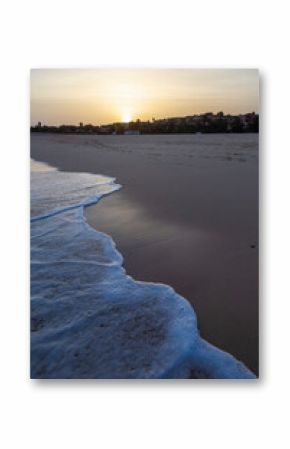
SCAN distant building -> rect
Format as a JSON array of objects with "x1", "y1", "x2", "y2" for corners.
[
  {"x1": 98, "y1": 126, "x2": 111, "y2": 134},
  {"x1": 37, "y1": 122, "x2": 41, "y2": 128}
]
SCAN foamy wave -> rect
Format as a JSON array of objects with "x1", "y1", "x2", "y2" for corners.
[{"x1": 30, "y1": 163, "x2": 255, "y2": 379}]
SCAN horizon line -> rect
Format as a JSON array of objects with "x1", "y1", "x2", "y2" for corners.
[{"x1": 32, "y1": 110, "x2": 259, "y2": 127}]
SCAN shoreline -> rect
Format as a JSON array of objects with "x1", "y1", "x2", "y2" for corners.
[
  {"x1": 31, "y1": 160, "x2": 255, "y2": 379},
  {"x1": 31, "y1": 133, "x2": 258, "y2": 375}
]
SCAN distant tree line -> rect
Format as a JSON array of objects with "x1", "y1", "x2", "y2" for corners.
[{"x1": 31, "y1": 112, "x2": 259, "y2": 135}]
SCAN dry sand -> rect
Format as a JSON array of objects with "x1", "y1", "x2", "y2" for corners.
[{"x1": 31, "y1": 133, "x2": 258, "y2": 374}]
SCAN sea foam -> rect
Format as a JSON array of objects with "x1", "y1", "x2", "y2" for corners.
[{"x1": 31, "y1": 162, "x2": 255, "y2": 379}]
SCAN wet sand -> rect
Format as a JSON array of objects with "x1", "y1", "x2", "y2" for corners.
[{"x1": 31, "y1": 133, "x2": 259, "y2": 374}]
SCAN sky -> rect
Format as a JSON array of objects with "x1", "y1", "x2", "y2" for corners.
[{"x1": 31, "y1": 69, "x2": 259, "y2": 125}]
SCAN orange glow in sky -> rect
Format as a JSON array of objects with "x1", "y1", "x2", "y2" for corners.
[{"x1": 31, "y1": 69, "x2": 259, "y2": 125}]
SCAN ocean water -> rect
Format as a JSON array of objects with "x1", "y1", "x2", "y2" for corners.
[{"x1": 30, "y1": 160, "x2": 255, "y2": 379}]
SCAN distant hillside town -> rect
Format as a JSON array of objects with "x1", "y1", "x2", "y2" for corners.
[{"x1": 31, "y1": 112, "x2": 259, "y2": 135}]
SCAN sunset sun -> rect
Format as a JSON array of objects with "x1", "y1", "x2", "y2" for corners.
[{"x1": 121, "y1": 111, "x2": 132, "y2": 123}]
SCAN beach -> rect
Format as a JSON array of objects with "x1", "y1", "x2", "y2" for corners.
[{"x1": 31, "y1": 132, "x2": 258, "y2": 375}]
